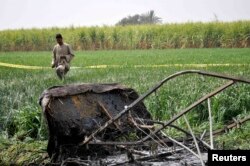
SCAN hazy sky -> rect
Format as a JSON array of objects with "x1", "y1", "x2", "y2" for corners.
[{"x1": 0, "y1": 0, "x2": 250, "y2": 30}]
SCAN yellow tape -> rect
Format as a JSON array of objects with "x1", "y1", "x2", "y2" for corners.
[
  {"x1": 0, "y1": 62, "x2": 50, "y2": 69},
  {"x1": 0, "y1": 62, "x2": 248, "y2": 70}
]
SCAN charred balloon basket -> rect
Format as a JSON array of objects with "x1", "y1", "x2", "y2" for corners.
[{"x1": 39, "y1": 70, "x2": 250, "y2": 165}]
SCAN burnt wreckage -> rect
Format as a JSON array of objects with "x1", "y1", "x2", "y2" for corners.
[{"x1": 39, "y1": 70, "x2": 250, "y2": 165}]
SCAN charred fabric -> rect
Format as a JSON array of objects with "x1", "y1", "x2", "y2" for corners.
[{"x1": 39, "y1": 83, "x2": 153, "y2": 162}]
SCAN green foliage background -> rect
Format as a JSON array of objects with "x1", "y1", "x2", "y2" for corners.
[{"x1": 0, "y1": 21, "x2": 250, "y2": 51}]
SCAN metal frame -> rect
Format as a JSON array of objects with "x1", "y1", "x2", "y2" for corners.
[{"x1": 72, "y1": 70, "x2": 250, "y2": 165}]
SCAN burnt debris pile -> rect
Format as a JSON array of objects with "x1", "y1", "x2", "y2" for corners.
[
  {"x1": 39, "y1": 83, "x2": 153, "y2": 163},
  {"x1": 39, "y1": 71, "x2": 250, "y2": 165}
]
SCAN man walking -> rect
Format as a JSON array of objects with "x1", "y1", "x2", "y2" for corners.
[{"x1": 51, "y1": 33, "x2": 74, "y2": 80}]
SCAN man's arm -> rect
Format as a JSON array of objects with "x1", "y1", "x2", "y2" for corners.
[
  {"x1": 66, "y1": 45, "x2": 74, "y2": 62},
  {"x1": 68, "y1": 44, "x2": 74, "y2": 56},
  {"x1": 51, "y1": 46, "x2": 56, "y2": 68}
]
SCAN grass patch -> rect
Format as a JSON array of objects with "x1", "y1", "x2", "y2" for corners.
[{"x1": 0, "y1": 48, "x2": 250, "y2": 164}]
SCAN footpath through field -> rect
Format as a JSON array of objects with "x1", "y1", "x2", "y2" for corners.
[{"x1": 0, "y1": 61, "x2": 249, "y2": 70}]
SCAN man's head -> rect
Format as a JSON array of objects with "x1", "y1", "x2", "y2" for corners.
[{"x1": 56, "y1": 33, "x2": 63, "y2": 45}]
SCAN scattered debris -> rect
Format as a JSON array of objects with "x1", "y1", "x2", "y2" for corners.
[{"x1": 39, "y1": 70, "x2": 250, "y2": 165}]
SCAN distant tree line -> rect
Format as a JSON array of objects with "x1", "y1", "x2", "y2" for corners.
[{"x1": 116, "y1": 10, "x2": 162, "y2": 26}]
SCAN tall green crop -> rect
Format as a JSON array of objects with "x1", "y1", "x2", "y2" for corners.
[{"x1": 0, "y1": 21, "x2": 249, "y2": 51}]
